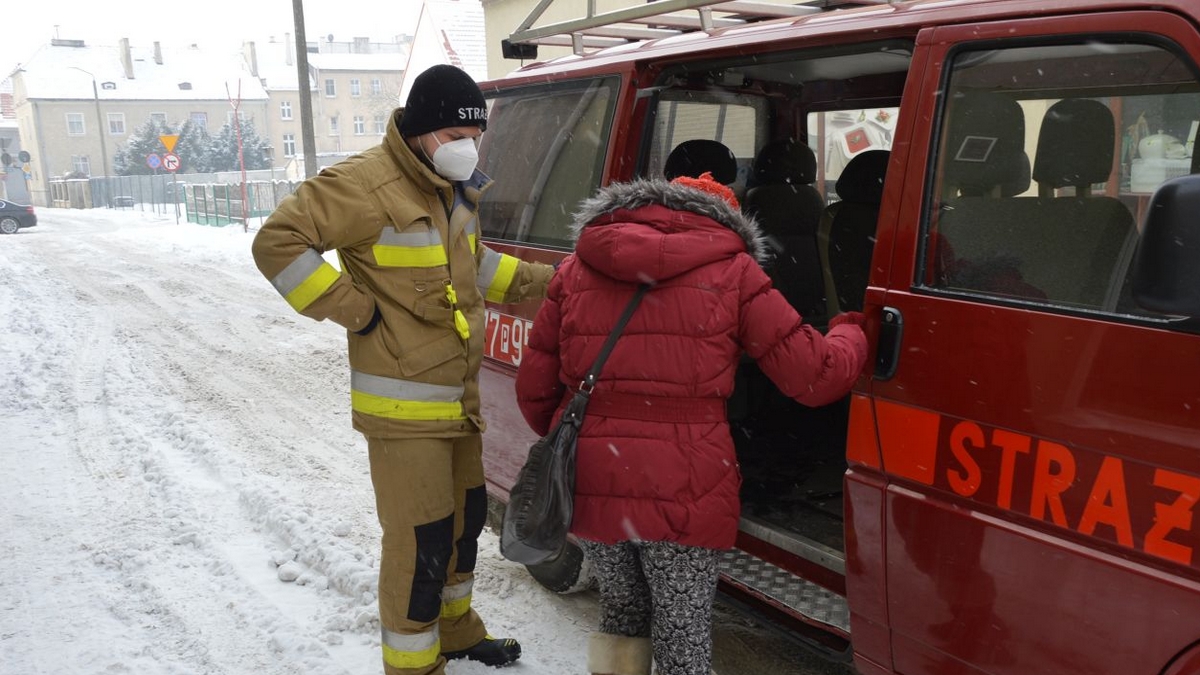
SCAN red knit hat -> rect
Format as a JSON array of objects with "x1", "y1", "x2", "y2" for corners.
[{"x1": 671, "y1": 171, "x2": 739, "y2": 209}]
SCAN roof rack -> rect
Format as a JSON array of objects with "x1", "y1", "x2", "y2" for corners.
[{"x1": 502, "y1": 0, "x2": 891, "y2": 59}]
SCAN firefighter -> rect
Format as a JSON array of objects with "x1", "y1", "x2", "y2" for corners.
[{"x1": 251, "y1": 64, "x2": 554, "y2": 675}]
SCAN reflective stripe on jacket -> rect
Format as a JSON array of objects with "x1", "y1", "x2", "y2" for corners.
[{"x1": 253, "y1": 111, "x2": 554, "y2": 438}]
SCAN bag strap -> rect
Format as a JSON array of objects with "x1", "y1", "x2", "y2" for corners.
[{"x1": 580, "y1": 283, "x2": 650, "y2": 393}]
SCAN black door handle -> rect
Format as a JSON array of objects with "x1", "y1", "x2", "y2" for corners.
[{"x1": 875, "y1": 306, "x2": 903, "y2": 381}]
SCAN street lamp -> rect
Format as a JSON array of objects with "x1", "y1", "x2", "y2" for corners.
[{"x1": 68, "y1": 66, "x2": 110, "y2": 182}]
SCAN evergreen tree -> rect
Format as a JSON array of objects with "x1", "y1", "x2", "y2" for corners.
[
  {"x1": 176, "y1": 119, "x2": 213, "y2": 174},
  {"x1": 208, "y1": 118, "x2": 270, "y2": 172},
  {"x1": 113, "y1": 118, "x2": 175, "y2": 176}
]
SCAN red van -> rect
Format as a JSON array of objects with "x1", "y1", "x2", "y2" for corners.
[{"x1": 473, "y1": 1, "x2": 1200, "y2": 673}]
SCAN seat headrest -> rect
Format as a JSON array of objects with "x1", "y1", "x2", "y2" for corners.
[
  {"x1": 751, "y1": 139, "x2": 817, "y2": 186},
  {"x1": 943, "y1": 91, "x2": 1026, "y2": 196},
  {"x1": 835, "y1": 150, "x2": 890, "y2": 204},
  {"x1": 664, "y1": 139, "x2": 738, "y2": 185},
  {"x1": 1001, "y1": 151, "x2": 1032, "y2": 197},
  {"x1": 1031, "y1": 98, "x2": 1115, "y2": 190}
]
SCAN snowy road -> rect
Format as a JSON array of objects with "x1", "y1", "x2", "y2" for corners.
[{"x1": 0, "y1": 208, "x2": 853, "y2": 675}]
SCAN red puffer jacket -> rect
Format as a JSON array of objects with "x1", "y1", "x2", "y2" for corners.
[{"x1": 515, "y1": 178, "x2": 868, "y2": 549}]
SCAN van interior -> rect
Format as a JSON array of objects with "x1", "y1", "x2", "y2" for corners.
[{"x1": 639, "y1": 41, "x2": 915, "y2": 559}]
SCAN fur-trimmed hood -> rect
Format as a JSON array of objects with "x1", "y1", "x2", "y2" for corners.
[
  {"x1": 568, "y1": 178, "x2": 768, "y2": 284},
  {"x1": 573, "y1": 178, "x2": 767, "y2": 261}
]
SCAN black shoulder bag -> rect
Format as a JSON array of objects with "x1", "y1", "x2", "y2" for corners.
[{"x1": 500, "y1": 284, "x2": 650, "y2": 565}]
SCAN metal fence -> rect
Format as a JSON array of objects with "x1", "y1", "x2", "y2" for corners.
[
  {"x1": 184, "y1": 181, "x2": 300, "y2": 226},
  {"x1": 46, "y1": 174, "x2": 301, "y2": 226}
]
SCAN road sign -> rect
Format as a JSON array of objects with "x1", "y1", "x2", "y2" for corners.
[
  {"x1": 159, "y1": 135, "x2": 179, "y2": 153},
  {"x1": 17, "y1": 150, "x2": 31, "y2": 163},
  {"x1": 146, "y1": 153, "x2": 162, "y2": 170},
  {"x1": 0, "y1": 152, "x2": 10, "y2": 166},
  {"x1": 162, "y1": 153, "x2": 181, "y2": 172}
]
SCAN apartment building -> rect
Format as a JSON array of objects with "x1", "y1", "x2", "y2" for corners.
[
  {"x1": 6, "y1": 33, "x2": 415, "y2": 206},
  {"x1": 8, "y1": 38, "x2": 269, "y2": 206},
  {"x1": 245, "y1": 35, "x2": 409, "y2": 171}
]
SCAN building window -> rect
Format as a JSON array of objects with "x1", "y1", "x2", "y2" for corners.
[
  {"x1": 107, "y1": 113, "x2": 126, "y2": 135},
  {"x1": 375, "y1": 113, "x2": 386, "y2": 134},
  {"x1": 66, "y1": 112, "x2": 85, "y2": 135},
  {"x1": 280, "y1": 101, "x2": 292, "y2": 120},
  {"x1": 71, "y1": 155, "x2": 91, "y2": 175},
  {"x1": 371, "y1": 78, "x2": 382, "y2": 96},
  {"x1": 190, "y1": 112, "x2": 208, "y2": 130},
  {"x1": 283, "y1": 134, "x2": 296, "y2": 157},
  {"x1": 354, "y1": 116, "x2": 365, "y2": 135},
  {"x1": 351, "y1": 79, "x2": 361, "y2": 97},
  {"x1": 150, "y1": 112, "x2": 168, "y2": 125},
  {"x1": 325, "y1": 79, "x2": 336, "y2": 97},
  {"x1": 330, "y1": 115, "x2": 339, "y2": 134},
  {"x1": 226, "y1": 111, "x2": 252, "y2": 127}
]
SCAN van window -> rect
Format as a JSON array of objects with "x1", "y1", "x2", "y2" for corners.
[
  {"x1": 923, "y1": 40, "x2": 1199, "y2": 321},
  {"x1": 807, "y1": 107, "x2": 900, "y2": 203},
  {"x1": 478, "y1": 76, "x2": 619, "y2": 248},
  {"x1": 645, "y1": 95, "x2": 764, "y2": 192}
]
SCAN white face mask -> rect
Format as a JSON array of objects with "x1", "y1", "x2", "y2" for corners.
[{"x1": 428, "y1": 135, "x2": 479, "y2": 181}]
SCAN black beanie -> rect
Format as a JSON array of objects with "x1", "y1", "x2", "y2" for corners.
[{"x1": 398, "y1": 64, "x2": 488, "y2": 138}]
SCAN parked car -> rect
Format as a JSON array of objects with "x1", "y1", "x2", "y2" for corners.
[{"x1": 0, "y1": 199, "x2": 36, "y2": 234}]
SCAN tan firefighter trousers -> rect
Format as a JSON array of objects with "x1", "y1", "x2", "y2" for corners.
[{"x1": 368, "y1": 435, "x2": 489, "y2": 675}]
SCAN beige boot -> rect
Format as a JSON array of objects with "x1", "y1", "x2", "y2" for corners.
[{"x1": 587, "y1": 633, "x2": 653, "y2": 675}]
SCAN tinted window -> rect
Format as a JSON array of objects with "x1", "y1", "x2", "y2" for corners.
[
  {"x1": 478, "y1": 77, "x2": 619, "y2": 248},
  {"x1": 923, "y1": 40, "x2": 1200, "y2": 320}
]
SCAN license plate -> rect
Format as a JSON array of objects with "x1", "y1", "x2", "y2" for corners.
[{"x1": 485, "y1": 309, "x2": 534, "y2": 367}]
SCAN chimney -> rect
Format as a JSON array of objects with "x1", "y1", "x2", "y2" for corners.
[
  {"x1": 285, "y1": 32, "x2": 293, "y2": 66},
  {"x1": 153, "y1": 41, "x2": 162, "y2": 65},
  {"x1": 243, "y1": 41, "x2": 259, "y2": 78},
  {"x1": 119, "y1": 37, "x2": 134, "y2": 79}
]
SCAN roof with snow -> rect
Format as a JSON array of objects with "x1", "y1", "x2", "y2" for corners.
[
  {"x1": 245, "y1": 39, "x2": 313, "y2": 92},
  {"x1": 17, "y1": 41, "x2": 268, "y2": 102},
  {"x1": 399, "y1": 0, "x2": 487, "y2": 103}
]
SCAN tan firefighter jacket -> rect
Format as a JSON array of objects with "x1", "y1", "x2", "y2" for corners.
[{"x1": 252, "y1": 112, "x2": 554, "y2": 438}]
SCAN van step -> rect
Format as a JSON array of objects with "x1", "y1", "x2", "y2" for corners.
[{"x1": 718, "y1": 548, "x2": 850, "y2": 634}]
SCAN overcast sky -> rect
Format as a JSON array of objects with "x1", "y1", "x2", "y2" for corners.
[{"x1": 3, "y1": 0, "x2": 421, "y2": 76}]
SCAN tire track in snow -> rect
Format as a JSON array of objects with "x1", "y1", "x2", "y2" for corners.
[{"x1": 0, "y1": 219, "x2": 380, "y2": 674}]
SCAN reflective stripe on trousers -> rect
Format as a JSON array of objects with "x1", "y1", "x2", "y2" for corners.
[{"x1": 381, "y1": 626, "x2": 440, "y2": 670}]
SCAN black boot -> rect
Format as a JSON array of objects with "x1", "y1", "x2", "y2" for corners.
[{"x1": 443, "y1": 635, "x2": 522, "y2": 667}]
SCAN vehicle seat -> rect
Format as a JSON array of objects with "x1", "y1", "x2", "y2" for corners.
[
  {"x1": 821, "y1": 149, "x2": 890, "y2": 312},
  {"x1": 937, "y1": 93, "x2": 1136, "y2": 308},
  {"x1": 1031, "y1": 98, "x2": 1138, "y2": 310},
  {"x1": 1032, "y1": 98, "x2": 1116, "y2": 198},
  {"x1": 741, "y1": 138, "x2": 828, "y2": 322},
  {"x1": 663, "y1": 139, "x2": 739, "y2": 185}
]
